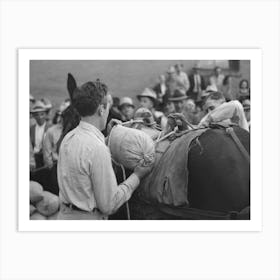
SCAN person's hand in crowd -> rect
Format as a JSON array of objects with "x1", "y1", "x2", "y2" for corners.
[
  {"x1": 107, "y1": 119, "x2": 122, "y2": 135},
  {"x1": 134, "y1": 157, "x2": 155, "y2": 180}
]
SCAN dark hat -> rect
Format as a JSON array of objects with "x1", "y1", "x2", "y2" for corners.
[{"x1": 168, "y1": 89, "x2": 188, "y2": 102}]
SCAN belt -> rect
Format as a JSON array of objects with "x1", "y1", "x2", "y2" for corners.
[{"x1": 63, "y1": 203, "x2": 95, "y2": 213}]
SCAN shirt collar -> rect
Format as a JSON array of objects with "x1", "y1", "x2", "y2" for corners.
[
  {"x1": 79, "y1": 121, "x2": 105, "y2": 143},
  {"x1": 35, "y1": 122, "x2": 46, "y2": 129}
]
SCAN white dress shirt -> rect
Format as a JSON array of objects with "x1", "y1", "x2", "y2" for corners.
[
  {"x1": 57, "y1": 121, "x2": 140, "y2": 217},
  {"x1": 193, "y1": 74, "x2": 201, "y2": 92},
  {"x1": 34, "y1": 122, "x2": 46, "y2": 153},
  {"x1": 199, "y1": 101, "x2": 249, "y2": 131}
]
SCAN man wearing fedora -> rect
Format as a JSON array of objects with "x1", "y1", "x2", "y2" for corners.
[
  {"x1": 168, "y1": 89, "x2": 188, "y2": 114},
  {"x1": 168, "y1": 90, "x2": 199, "y2": 125},
  {"x1": 188, "y1": 65, "x2": 206, "y2": 102},
  {"x1": 30, "y1": 100, "x2": 51, "y2": 168}
]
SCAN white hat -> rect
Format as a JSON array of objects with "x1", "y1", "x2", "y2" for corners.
[
  {"x1": 119, "y1": 97, "x2": 134, "y2": 108},
  {"x1": 40, "y1": 98, "x2": 52, "y2": 109},
  {"x1": 30, "y1": 100, "x2": 48, "y2": 113},
  {"x1": 30, "y1": 95, "x2": 35, "y2": 102},
  {"x1": 137, "y1": 88, "x2": 157, "y2": 101}
]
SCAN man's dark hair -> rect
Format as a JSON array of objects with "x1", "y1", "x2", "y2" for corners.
[{"x1": 72, "y1": 79, "x2": 108, "y2": 117}]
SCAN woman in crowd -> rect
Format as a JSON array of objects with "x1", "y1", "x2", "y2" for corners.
[{"x1": 238, "y1": 79, "x2": 250, "y2": 102}]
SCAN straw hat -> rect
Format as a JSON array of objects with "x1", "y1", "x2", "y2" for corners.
[
  {"x1": 137, "y1": 88, "x2": 157, "y2": 102},
  {"x1": 30, "y1": 100, "x2": 48, "y2": 113},
  {"x1": 119, "y1": 97, "x2": 135, "y2": 108}
]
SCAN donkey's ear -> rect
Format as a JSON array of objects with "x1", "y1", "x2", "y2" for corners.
[{"x1": 67, "y1": 73, "x2": 77, "y2": 101}]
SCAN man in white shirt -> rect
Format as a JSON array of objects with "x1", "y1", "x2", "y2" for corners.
[
  {"x1": 30, "y1": 100, "x2": 50, "y2": 168},
  {"x1": 209, "y1": 66, "x2": 225, "y2": 92},
  {"x1": 198, "y1": 91, "x2": 249, "y2": 131},
  {"x1": 174, "y1": 64, "x2": 190, "y2": 93},
  {"x1": 57, "y1": 80, "x2": 154, "y2": 220}
]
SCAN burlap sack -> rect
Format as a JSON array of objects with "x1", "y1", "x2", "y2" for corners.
[
  {"x1": 36, "y1": 191, "x2": 60, "y2": 217},
  {"x1": 108, "y1": 125, "x2": 155, "y2": 170},
  {"x1": 30, "y1": 212, "x2": 47, "y2": 220},
  {"x1": 30, "y1": 181, "x2": 44, "y2": 205},
  {"x1": 30, "y1": 204, "x2": 36, "y2": 216}
]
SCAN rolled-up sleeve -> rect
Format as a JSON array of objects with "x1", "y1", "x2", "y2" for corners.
[
  {"x1": 200, "y1": 101, "x2": 249, "y2": 131},
  {"x1": 89, "y1": 144, "x2": 140, "y2": 215}
]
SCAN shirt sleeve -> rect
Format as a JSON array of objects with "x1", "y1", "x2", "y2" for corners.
[
  {"x1": 89, "y1": 144, "x2": 140, "y2": 215},
  {"x1": 43, "y1": 129, "x2": 54, "y2": 168},
  {"x1": 201, "y1": 101, "x2": 249, "y2": 131}
]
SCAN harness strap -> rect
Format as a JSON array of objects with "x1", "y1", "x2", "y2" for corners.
[{"x1": 226, "y1": 127, "x2": 250, "y2": 163}]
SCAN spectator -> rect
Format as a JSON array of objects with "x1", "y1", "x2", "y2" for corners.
[
  {"x1": 221, "y1": 75, "x2": 234, "y2": 101},
  {"x1": 30, "y1": 100, "x2": 52, "y2": 168},
  {"x1": 43, "y1": 100, "x2": 70, "y2": 169},
  {"x1": 163, "y1": 100, "x2": 176, "y2": 117},
  {"x1": 42, "y1": 100, "x2": 70, "y2": 194},
  {"x1": 209, "y1": 66, "x2": 225, "y2": 92},
  {"x1": 41, "y1": 97, "x2": 53, "y2": 126},
  {"x1": 107, "y1": 94, "x2": 123, "y2": 123},
  {"x1": 188, "y1": 65, "x2": 206, "y2": 102},
  {"x1": 199, "y1": 91, "x2": 249, "y2": 131},
  {"x1": 30, "y1": 139, "x2": 35, "y2": 171},
  {"x1": 119, "y1": 97, "x2": 135, "y2": 121},
  {"x1": 137, "y1": 88, "x2": 166, "y2": 129},
  {"x1": 242, "y1": 98, "x2": 250, "y2": 129},
  {"x1": 183, "y1": 98, "x2": 201, "y2": 125},
  {"x1": 165, "y1": 66, "x2": 178, "y2": 97},
  {"x1": 238, "y1": 79, "x2": 250, "y2": 102},
  {"x1": 30, "y1": 95, "x2": 36, "y2": 127},
  {"x1": 174, "y1": 64, "x2": 190, "y2": 93},
  {"x1": 168, "y1": 89, "x2": 188, "y2": 113},
  {"x1": 153, "y1": 74, "x2": 168, "y2": 111}
]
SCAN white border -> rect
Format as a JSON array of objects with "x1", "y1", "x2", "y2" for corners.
[{"x1": 18, "y1": 49, "x2": 262, "y2": 232}]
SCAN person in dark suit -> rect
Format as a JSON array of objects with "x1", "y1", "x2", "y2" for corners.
[
  {"x1": 30, "y1": 100, "x2": 51, "y2": 168},
  {"x1": 153, "y1": 74, "x2": 168, "y2": 111},
  {"x1": 187, "y1": 65, "x2": 206, "y2": 102}
]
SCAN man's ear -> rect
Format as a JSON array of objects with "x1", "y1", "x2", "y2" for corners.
[{"x1": 97, "y1": 104, "x2": 104, "y2": 116}]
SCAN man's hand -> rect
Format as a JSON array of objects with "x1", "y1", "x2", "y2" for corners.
[
  {"x1": 134, "y1": 158, "x2": 155, "y2": 180},
  {"x1": 107, "y1": 119, "x2": 122, "y2": 135}
]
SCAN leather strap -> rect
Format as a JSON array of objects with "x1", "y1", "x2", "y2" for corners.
[{"x1": 226, "y1": 127, "x2": 250, "y2": 163}]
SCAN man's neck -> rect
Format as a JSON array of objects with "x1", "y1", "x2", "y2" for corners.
[{"x1": 81, "y1": 116, "x2": 101, "y2": 131}]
